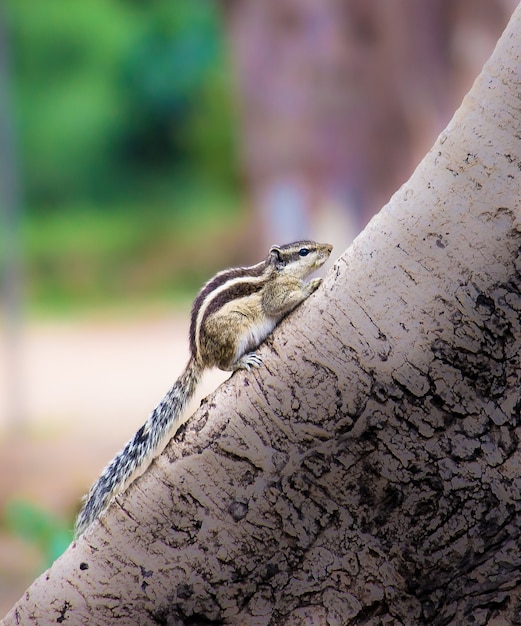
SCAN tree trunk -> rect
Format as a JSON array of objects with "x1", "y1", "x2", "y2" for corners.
[{"x1": 5, "y1": 4, "x2": 521, "y2": 625}]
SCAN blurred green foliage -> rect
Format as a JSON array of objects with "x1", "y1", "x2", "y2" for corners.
[
  {"x1": 4, "y1": 0, "x2": 243, "y2": 310},
  {"x1": 7, "y1": 0, "x2": 237, "y2": 205},
  {"x1": 24, "y1": 188, "x2": 243, "y2": 311},
  {"x1": 3, "y1": 499, "x2": 72, "y2": 567}
]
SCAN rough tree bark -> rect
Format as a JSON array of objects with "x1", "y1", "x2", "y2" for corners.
[{"x1": 4, "y1": 5, "x2": 521, "y2": 626}]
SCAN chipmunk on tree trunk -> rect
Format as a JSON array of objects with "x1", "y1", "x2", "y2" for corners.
[{"x1": 75, "y1": 240, "x2": 333, "y2": 537}]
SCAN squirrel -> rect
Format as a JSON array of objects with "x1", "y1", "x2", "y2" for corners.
[{"x1": 75, "y1": 240, "x2": 333, "y2": 537}]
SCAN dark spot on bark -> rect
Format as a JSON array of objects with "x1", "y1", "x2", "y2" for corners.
[
  {"x1": 430, "y1": 394, "x2": 446, "y2": 409},
  {"x1": 265, "y1": 562, "x2": 279, "y2": 579},
  {"x1": 177, "y1": 583, "x2": 193, "y2": 599},
  {"x1": 140, "y1": 565, "x2": 153, "y2": 578},
  {"x1": 359, "y1": 427, "x2": 379, "y2": 446},
  {"x1": 79, "y1": 562, "x2": 89, "y2": 571},
  {"x1": 378, "y1": 349, "x2": 389, "y2": 361},
  {"x1": 359, "y1": 600, "x2": 390, "y2": 621},
  {"x1": 423, "y1": 474, "x2": 444, "y2": 492},
  {"x1": 56, "y1": 601, "x2": 72, "y2": 623},
  {"x1": 229, "y1": 498, "x2": 249, "y2": 521},
  {"x1": 476, "y1": 293, "x2": 495, "y2": 313},
  {"x1": 359, "y1": 481, "x2": 376, "y2": 508},
  {"x1": 372, "y1": 382, "x2": 388, "y2": 403},
  {"x1": 302, "y1": 451, "x2": 330, "y2": 478},
  {"x1": 380, "y1": 484, "x2": 403, "y2": 514},
  {"x1": 413, "y1": 499, "x2": 437, "y2": 518},
  {"x1": 240, "y1": 469, "x2": 256, "y2": 486}
]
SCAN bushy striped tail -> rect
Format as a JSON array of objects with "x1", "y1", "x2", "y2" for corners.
[{"x1": 75, "y1": 359, "x2": 201, "y2": 537}]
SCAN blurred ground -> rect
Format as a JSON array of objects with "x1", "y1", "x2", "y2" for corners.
[{"x1": 0, "y1": 308, "x2": 228, "y2": 616}]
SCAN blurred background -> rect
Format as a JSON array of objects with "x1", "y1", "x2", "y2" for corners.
[{"x1": 0, "y1": 0, "x2": 517, "y2": 613}]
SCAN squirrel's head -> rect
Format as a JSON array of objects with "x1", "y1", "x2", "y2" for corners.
[{"x1": 268, "y1": 241, "x2": 333, "y2": 277}]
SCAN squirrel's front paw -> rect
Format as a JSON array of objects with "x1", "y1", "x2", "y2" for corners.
[{"x1": 308, "y1": 277, "x2": 323, "y2": 293}]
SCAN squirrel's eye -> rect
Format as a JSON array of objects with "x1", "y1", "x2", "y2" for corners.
[{"x1": 299, "y1": 248, "x2": 309, "y2": 257}]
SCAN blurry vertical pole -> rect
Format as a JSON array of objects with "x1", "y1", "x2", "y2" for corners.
[
  {"x1": 0, "y1": 5, "x2": 24, "y2": 431},
  {"x1": 221, "y1": 0, "x2": 517, "y2": 254}
]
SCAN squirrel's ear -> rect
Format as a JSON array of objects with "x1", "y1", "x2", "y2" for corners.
[{"x1": 269, "y1": 245, "x2": 284, "y2": 269}]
